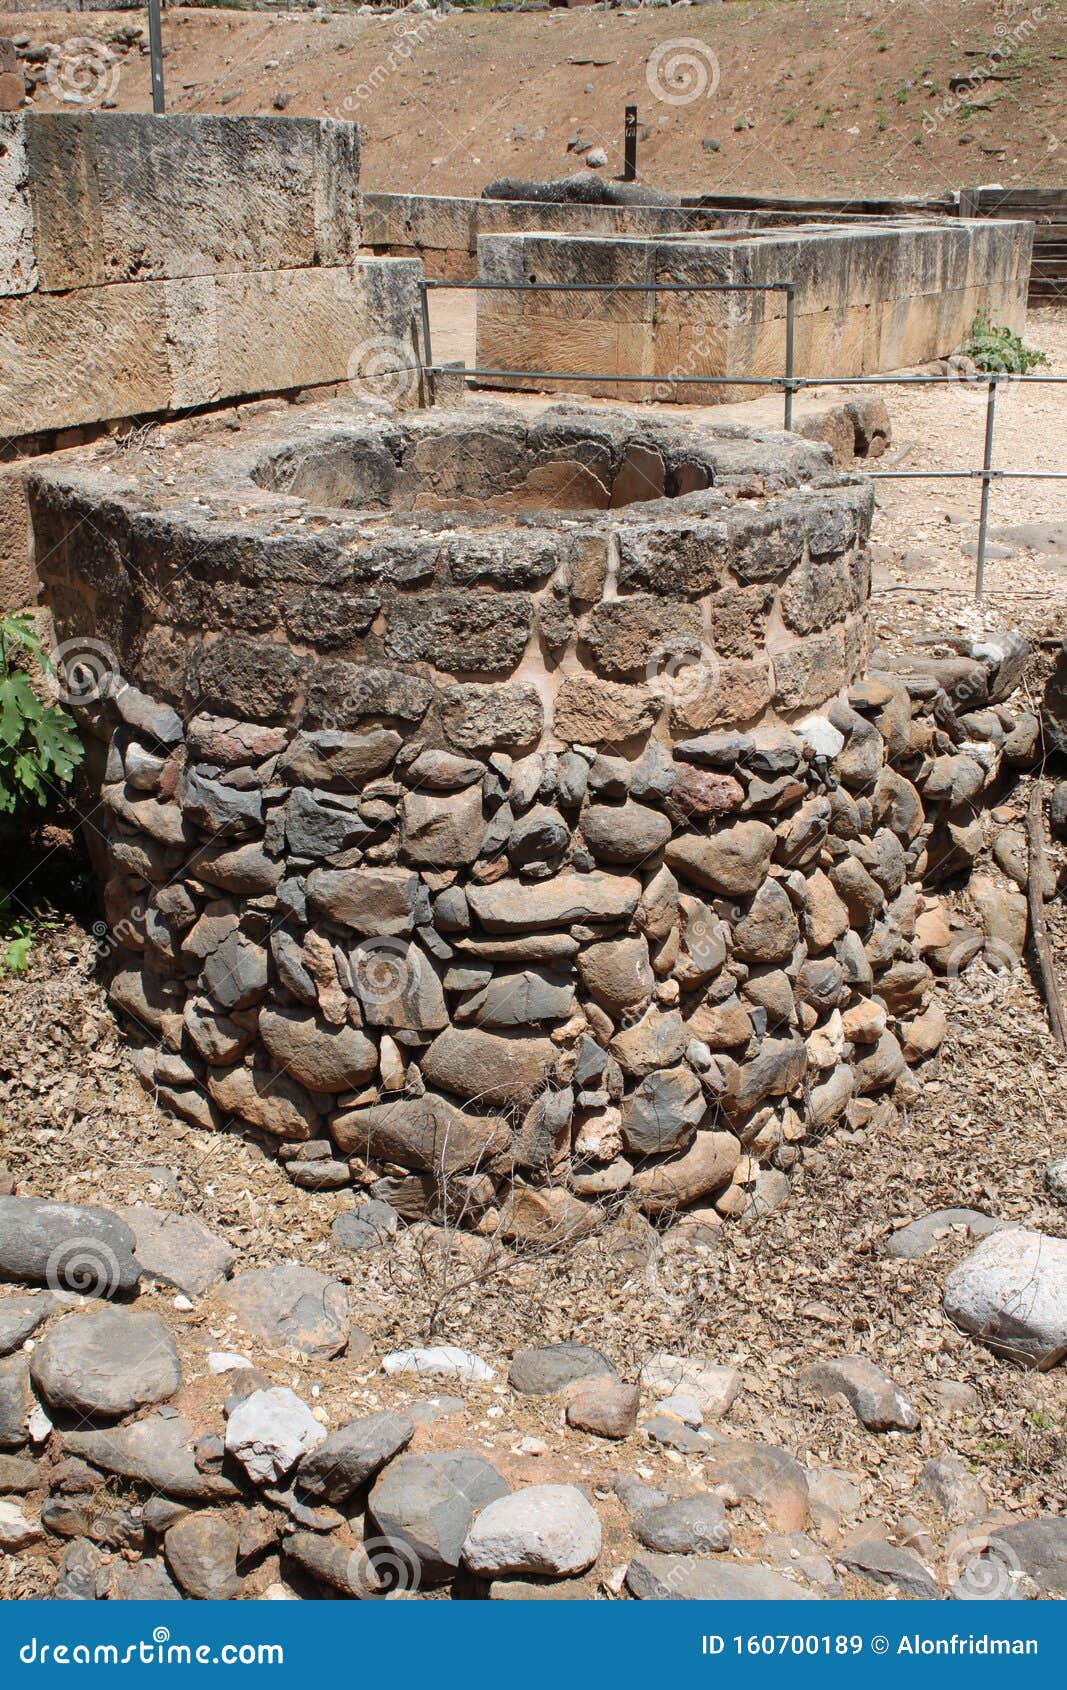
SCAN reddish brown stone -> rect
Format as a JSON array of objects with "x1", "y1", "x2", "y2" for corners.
[{"x1": 672, "y1": 765, "x2": 745, "y2": 818}]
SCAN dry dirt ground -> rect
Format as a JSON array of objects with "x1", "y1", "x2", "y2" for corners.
[
  {"x1": 1, "y1": 321, "x2": 1066, "y2": 1600},
  {"x1": 13, "y1": 0, "x2": 1067, "y2": 200}
]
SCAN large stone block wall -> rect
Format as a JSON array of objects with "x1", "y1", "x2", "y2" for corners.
[
  {"x1": 474, "y1": 222, "x2": 1034, "y2": 401},
  {"x1": 0, "y1": 112, "x2": 423, "y2": 612},
  {"x1": 24, "y1": 397, "x2": 1028, "y2": 1241},
  {"x1": 361, "y1": 191, "x2": 748, "y2": 281}
]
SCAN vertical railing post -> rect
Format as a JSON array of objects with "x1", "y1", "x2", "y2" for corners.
[
  {"x1": 783, "y1": 284, "x2": 796, "y2": 430},
  {"x1": 419, "y1": 279, "x2": 436, "y2": 407},
  {"x1": 975, "y1": 375, "x2": 998, "y2": 599},
  {"x1": 147, "y1": 0, "x2": 166, "y2": 114}
]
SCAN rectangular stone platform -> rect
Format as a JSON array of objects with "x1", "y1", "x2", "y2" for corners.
[{"x1": 473, "y1": 221, "x2": 1034, "y2": 402}]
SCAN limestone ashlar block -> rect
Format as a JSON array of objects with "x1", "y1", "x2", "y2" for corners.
[
  {"x1": 18, "y1": 112, "x2": 362, "y2": 295},
  {"x1": 0, "y1": 115, "x2": 36, "y2": 298},
  {"x1": 477, "y1": 223, "x2": 1034, "y2": 399},
  {"x1": 0, "y1": 259, "x2": 422, "y2": 439}
]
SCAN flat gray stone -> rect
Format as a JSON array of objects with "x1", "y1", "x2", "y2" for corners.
[
  {"x1": 641, "y1": 1416, "x2": 711, "y2": 1455},
  {"x1": 627, "y1": 1551, "x2": 821, "y2": 1600},
  {"x1": 988, "y1": 1517, "x2": 1067, "y2": 1597},
  {"x1": 120, "y1": 1205, "x2": 236, "y2": 1298},
  {"x1": 508, "y1": 1342, "x2": 617, "y2": 1396},
  {"x1": 841, "y1": 1538, "x2": 940, "y2": 1599},
  {"x1": 109, "y1": 1558, "x2": 183, "y2": 1601},
  {"x1": 633, "y1": 1494, "x2": 731, "y2": 1554},
  {"x1": 885, "y1": 1208, "x2": 1005, "y2": 1260},
  {"x1": 331, "y1": 1201, "x2": 398, "y2": 1254},
  {"x1": 219, "y1": 1265, "x2": 349, "y2": 1360},
  {"x1": 62, "y1": 1418, "x2": 239, "y2": 1503},
  {"x1": 297, "y1": 1411, "x2": 415, "y2": 1504},
  {"x1": 0, "y1": 1357, "x2": 32, "y2": 1451},
  {"x1": 30, "y1": 1309, "x2": 181, "y2": 1421},
  {"x1": 799, "y1": 1356, "x2": 919, "y2": 1432},
  {"x1": 0, "y1": 1292, "x2": 57, "y2": 1355},
  {"x1": 0, "y1": 1196, "x2": 140, "y2": 1298},
  {"x1": 368, "y1": 1449, "x2": 509, "y2": 1583},
  {"x1": 0, "y1": 1454, "x2": 40, "y2": 1493}
]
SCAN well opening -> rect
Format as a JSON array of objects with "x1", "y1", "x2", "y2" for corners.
[{"x1": 251, "y1": 415, "x2": 714, "y2": 518}]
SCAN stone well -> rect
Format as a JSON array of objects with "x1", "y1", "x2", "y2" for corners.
[{"x1": 29, "y1": 399, "x2": 974, "y2": 1240}]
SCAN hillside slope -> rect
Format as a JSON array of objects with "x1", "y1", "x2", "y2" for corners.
[{"x1": 11, "y1": 1, "x2": 1067, "y2": 200}]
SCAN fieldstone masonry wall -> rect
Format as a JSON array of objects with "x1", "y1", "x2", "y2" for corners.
[{"x1": 28, "y1": 401, "x2": 1036, "y2": 1242}]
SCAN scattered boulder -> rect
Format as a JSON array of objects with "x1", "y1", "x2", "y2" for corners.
[
  {"x1": 0, "y1": 1196, "x2": 140, "y2": 1297},
  {"x1": 61, "y1": 1418, "x2": 239, "y2": 1504},
  {"x1": 225, "y1": 1387, "x2": 326, "y2": 1486},
  {"x1": 164, "y1": 1511, "x2": 240, "y2": 1600},
  {"x1": 632, "y1": 1494, "x2": 731, "y2": 1554},
  {"x1": 943, "y1": 1227, "x2": 1067, "y2": 1368},
  {"x1": 0, "y1": 1292, "x2": 56, "y2": 1356},
  {"x1": 120, "y1": 1206, "x2": 235, "y2": 1298},
  {"x1": 509, "y1": 1342, "x2": 617, "y2": 1396},
  {"x1": 627, "y1": 1551, "x2": 820, "y2": 1600},
  {"x1": 219, "y1": 1266, "x2": 350, "y2": 1361},
  {"x1": 462, "y1": 1484, "x2": 601, "y2": 1578},
  {"x1": 639, "y1": 1354, "x2": 740, "y2": 1420},
  {"x1": 30, "y1": 1309, "x2": 181, "y2": 1422},
  {"x1": 799, "y1": 1356, "x2": 919, "y2": 1432},
  {"x1": 368, "y1": 1449, "x2": 510, "y2": 1582},
  {"x1": 565, "y1": 1378, "x2": 639, "y2": 1440},
  {"x1": 839, "y1": 1538, "x2": 939, "y2": 1599},
  {"x1": 296, "y1": 1411, "x2": 415, "y2": 1504},
  {"x1": 382, "y1": 1346, "x2": 495, "y2": 1382}
]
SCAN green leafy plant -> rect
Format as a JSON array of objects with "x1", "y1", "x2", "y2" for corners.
[
  {"x1": 963, "y1": 311, "x2": 1051, "y2": 374},
  {"x1": 0, "y1": 895, "x2": 35, "y2": 976},
  {"x1": 0, "y1": 613, "x2": 84, "y2": 816}
]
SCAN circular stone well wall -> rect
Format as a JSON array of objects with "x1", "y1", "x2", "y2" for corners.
[{"x1": 30, "y1": 400, "x2": 954, "y2": 1241}]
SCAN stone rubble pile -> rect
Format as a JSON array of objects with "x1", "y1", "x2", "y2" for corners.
[{"x1": 1, "y1": 1195, "x2": 1066, "y2": 1601}]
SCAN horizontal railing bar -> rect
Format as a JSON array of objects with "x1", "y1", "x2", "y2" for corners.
[
  {"x1": 424, "y1": 279, "x2": 794, "y2": 294},
  {"x1": 427, "y1": 364, "x2": 1067, "y2": 388}
]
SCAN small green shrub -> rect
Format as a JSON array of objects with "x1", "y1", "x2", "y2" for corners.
[
  {"x1": 0, "y1": 613, "x2": 84, "y2": 816},
  {"x1": 963, "y1": 312, "x2": 1051, "y2": 375}
]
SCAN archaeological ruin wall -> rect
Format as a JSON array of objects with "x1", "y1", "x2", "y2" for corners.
[
  {"x1": 27, "y1": 399, "x2": 1035, "y2": 1241},
  {"x1": 0, "y1": 111, "x2": 422, "y2": 610},
  {"x1": 473, "y1": 223, "x2": 1034, "y2": 401}
]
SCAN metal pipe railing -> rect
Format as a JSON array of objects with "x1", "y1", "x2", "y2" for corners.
[{"x1": 417, "y1": 275, "x2": 1064, "y2": 600}]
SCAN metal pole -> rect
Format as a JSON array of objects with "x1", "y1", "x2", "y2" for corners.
[
  {"x1": 147, "y1": 0, "x2": 165, "y2": 115},
  {"x1": 975, "y1": 375, "x2": 998, "y2": 600},
  {"x1": 623, "y1": 107, "x2": 638, "y2": 184},
  {"x1": 418, "y1": 280, "x2": 435, "y2": 407},
  {"x1": 783, "y1": 285, "x2": 796, "y2": 430}
]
